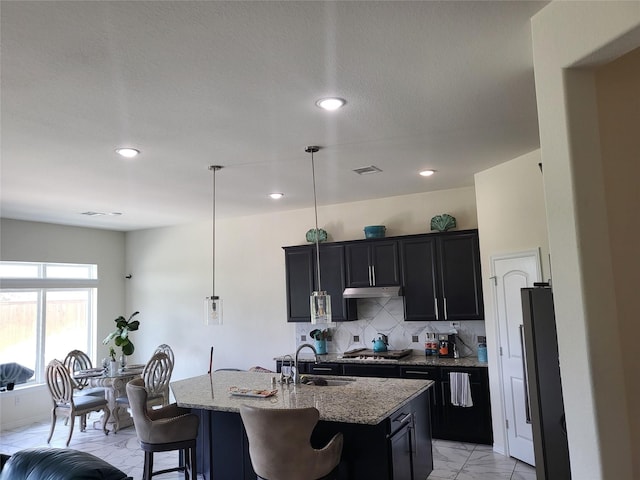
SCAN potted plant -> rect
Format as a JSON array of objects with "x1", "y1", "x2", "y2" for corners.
[
  {"x1": 309, "y1": 328, "x2": 329, "y2": 355},
  {"x1": 103, "y1": 312, "x2": 140, "y2": 367},
  {"x1": 107, "y1": 347, "x2": 118, "y2": 375}
]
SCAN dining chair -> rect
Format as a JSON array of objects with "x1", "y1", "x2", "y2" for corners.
[
  {"x1": 63, "y1": 349, "x2": 106, "y2": 397},
  {"x1": 45, "y1": 359, "x2": 110, "y2": 446},
  {"x1": 153, "y1": 344, "x2": 175, "y2": 367},
  {"x1": 152, "y1": 344, "x2": 174, "y2": 403},
  {"x1": 239, "y1": 405, "x2": 343, "y2": 480},
  {"x1": 114, "y1": 351, "x2": 173, "y2": 431},
  {"x1": 126, "y1": 377, "x2": 199, "y2": 480}
]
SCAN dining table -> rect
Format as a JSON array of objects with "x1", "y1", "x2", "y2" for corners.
[{"x1": 74, "y1": 364, "x2": 145, "y2": 432}]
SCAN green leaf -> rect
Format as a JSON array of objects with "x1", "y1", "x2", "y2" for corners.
[
  {"x1": 114, "y1": 337, "x2": 124, "y2": 347},
  {"x1": 122, "y1": 342, "x2": 134, "y2": 356},
  {"x1": 127, "y1": 320, "x2": 140, "y2": 331}
]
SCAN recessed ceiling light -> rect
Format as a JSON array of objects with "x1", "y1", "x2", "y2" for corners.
[
  {"x1": 316, "y1": 97, "x2": 346, "y2": 111},
  {"x1": 419, "y1": 170, "x2": 436, "y2": 177},
  {"x1": 269, "y1": 193, "x2": 284, "y2": 200},
  {"x1": 115, "y1": 148, "x2": 140, "y2": 158}
]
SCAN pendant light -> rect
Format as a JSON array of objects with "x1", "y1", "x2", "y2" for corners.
[
  {"x1": 306, "y1": 146, "x2": 332, "y2": 324},
  {"x1": 204, "y1": 165, "x2": 223, "y2": 325}
]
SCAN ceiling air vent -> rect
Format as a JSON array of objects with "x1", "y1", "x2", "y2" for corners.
[
  {"x1": 81, "y1": 211, "x2": 122, "y2": 216},
  {"x1": 353, "y1": 166, "x2": 382, "y2": 175}
]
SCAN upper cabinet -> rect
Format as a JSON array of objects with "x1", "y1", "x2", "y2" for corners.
[
  {"x1": 400, "y1": 230, "x2": 484, "y2": 321},
  {"x1": 284, "y1": 229, "x2": 483, "y2": 323},
  {"x1": 345, "y1": 240, "x2": 400, "y2": 287},
  {"x1": 283, "y1": 243, "x2": 357, "y2": 323},
  {"x1": 399, "y1": 235, "x2": 439, "y2": 321},
  {"x1": 437, "y1": 232, "x2": 484, "y2": 320}
]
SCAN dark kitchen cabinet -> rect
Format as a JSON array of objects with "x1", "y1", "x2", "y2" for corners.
[
  {"x1": 198, "y1": 388, "x2": 433, "y2": 480},
  {"x1": 389, "y1": 420, "x2": 413, "y2": 479},
  {"x1": 345, "y1": 240, "x2": 400, "y2": 287},
  {"x1": 438, "y1": 232, "x2": 484, "y2": 320},
  {"x1": 342, "y1": 363, "x2": 400, "y2": 378},
  {"x1": 399, "y1": 366, "x2": 441, "y2": 437},
  {"x1": 277, "y1": 359, "x2": 492, "y2": 445},
  {"x1": 399, "y1": 236, "x2": 439, "y2": 321},
  {"x1": 438, "y1": 367, "x2": 493, "y2": 444},
  {"x1": 283, "y1": 244, "x2": 356, "y2": 322},
  {"x1": 400, "y1": 230, "x2": 484, "y2": 321},
  {"x1": 386, "y1": 392, "x2": 433, "y2": 479}
]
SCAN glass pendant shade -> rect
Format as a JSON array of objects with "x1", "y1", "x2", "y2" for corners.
[
  {"x1": 310, "y1": 291, "x2": 332, "y2": 324},
  {"x1": 204, "y1": 296, "x2": 223, "y2": 325}
]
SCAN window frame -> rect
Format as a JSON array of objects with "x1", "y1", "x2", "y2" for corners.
[{"x1": 1, "y1": 261, "x2": 98, "y2": 388}]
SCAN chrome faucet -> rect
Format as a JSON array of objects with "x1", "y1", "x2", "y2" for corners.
[{"x1": 293, "y1": 343, "x2": 319, "y2": 384}]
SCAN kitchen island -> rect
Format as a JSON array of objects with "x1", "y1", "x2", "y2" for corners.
[{"x1": 171, "y1": 370, "x2": 434, "y2": 480}]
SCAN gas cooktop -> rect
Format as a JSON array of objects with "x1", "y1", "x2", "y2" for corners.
[{"x1": 341, "y1": 348, "x2": 412, "y2": 360}]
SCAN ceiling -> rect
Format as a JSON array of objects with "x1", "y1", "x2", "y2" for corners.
[{"x1": 1, "y1": 1, "x2": 547, "y2": 232}]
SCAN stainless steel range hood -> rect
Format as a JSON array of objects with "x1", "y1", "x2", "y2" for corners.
[{"x1": 342, "y1": 286, "x2": 403, "y2": 299}]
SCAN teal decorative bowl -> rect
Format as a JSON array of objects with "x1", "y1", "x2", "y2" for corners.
[
  {"x1": 306, "y1": 228, "x2": 328, "y2": 243},
  {"x1": 430, "y1": 214, "x2": 456, "y2": 232},
  {"x1": 364, "y1": 225, "x2": 386, "y2": 239}
]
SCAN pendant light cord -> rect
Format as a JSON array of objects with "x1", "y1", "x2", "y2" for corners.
[
  {"x1": 209, "y1": 165, "x2": 222, "y2": 300},
  {"x1": 308, "y1": 147, "x2": 322, "y2": 292}
]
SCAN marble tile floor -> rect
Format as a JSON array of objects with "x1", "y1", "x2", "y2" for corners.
[
  {"x1": 0, "y1": 418, "x2": 536, "y2": 480},
  {"x1": 0, "y1": 417, "x2": 201, "y2": 479},
  {"x1": 429, "y1": 439, "x2": 536, "y2": 480}
]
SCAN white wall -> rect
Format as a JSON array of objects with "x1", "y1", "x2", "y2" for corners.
[
  {"x1": 125, "y1": 187, "x2": 478, "y2": 382},
  {"x1": 532, "y1": 2, "x2": 640, "y2": 478},
  {"x1": 0, "y1": 218, "x2": 126, "y2": 429},
  {"x1": 474, "y1": 150, "x2": 549, "y2": 455},
  {"x1": 595, "y1": 46, "x2": 640, "y2": 477}
]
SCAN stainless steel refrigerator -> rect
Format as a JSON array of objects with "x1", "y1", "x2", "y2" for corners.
[{"x1": 520, "y1": 284, "x2": 571, "y2": 480}]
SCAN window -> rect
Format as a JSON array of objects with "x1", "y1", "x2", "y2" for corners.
[{"x1": 0, "y1": 262, "x2": 97, "y2": 387}]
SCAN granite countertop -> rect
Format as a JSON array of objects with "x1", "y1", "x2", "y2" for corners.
[
  {"x1": 170, "y1": 370, "x2": 433, "y2": 425},
  {"x1": 276, "y1": 353, "x2": 487, "y2": 368}
]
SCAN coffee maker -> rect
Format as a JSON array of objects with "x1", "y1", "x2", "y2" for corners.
[{"x1": 438, "y1": 333, "x2": 458, "y2": 358}]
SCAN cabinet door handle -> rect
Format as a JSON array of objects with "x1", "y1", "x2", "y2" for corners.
[
  {"x1": 434, "y1": 298, "x2": 439, "y2": 320},
  {"x1": 371, "y1": 265, "x2": 376, "y2": 286},
  {"x1": 519, "y1": 324, "x2": 532, "y2": 424},
  {"x1": 404, "y1": 370, "x2": 432, "y2": 376},
  {"x1": 394, "y1": 412, "x2": 413, "y2": 425},
  {"x1": 312, "y1": 367, "x2": 334, "y2": 372},
  {"x1": 368, "y1": 265, "x2": 373, "y2": 286},
  {"x1": 443, "y1": 297, "x2": 448, "y2": 319}
]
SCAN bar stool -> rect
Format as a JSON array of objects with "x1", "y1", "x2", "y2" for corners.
[
  {"x1": 126, "y1": 378, "x2": 199, "y2": 480},
  {"x1": 240, "y1": 405, "x2": 343, "y2": 480}
]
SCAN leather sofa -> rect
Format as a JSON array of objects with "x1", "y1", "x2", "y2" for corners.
[{"x1": 0, "y1": 448, "x2": 131, "y2": 480}]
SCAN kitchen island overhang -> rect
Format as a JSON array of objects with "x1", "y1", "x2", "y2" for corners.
[{"x1": 171, "y1": 371, "x2": 434, "y2": 480}]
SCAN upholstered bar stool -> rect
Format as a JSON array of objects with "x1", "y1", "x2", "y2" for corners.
[
  {"x1": 239, "y1": 405, "x2": 343, "y2": 480},
  {"x1": 126, "y1": 378, "x2": 199, "y2": 480}
]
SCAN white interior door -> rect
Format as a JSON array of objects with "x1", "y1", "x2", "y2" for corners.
[{"x1": 491, "y1": 251, "x2": 541, "y2": 466}]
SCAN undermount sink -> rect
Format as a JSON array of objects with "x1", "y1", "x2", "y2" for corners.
[{"x1": 300, "y1": 376, "x2": 356, "y2": 387}]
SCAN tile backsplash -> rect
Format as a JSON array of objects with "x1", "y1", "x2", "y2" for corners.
[{"x1": 295, "y1": 297, "x2": 486, "y2": 359}]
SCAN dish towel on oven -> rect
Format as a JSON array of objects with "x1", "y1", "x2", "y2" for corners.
[{"x1": 450, "y1": 372, "x2": 473, "y2": 407}]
